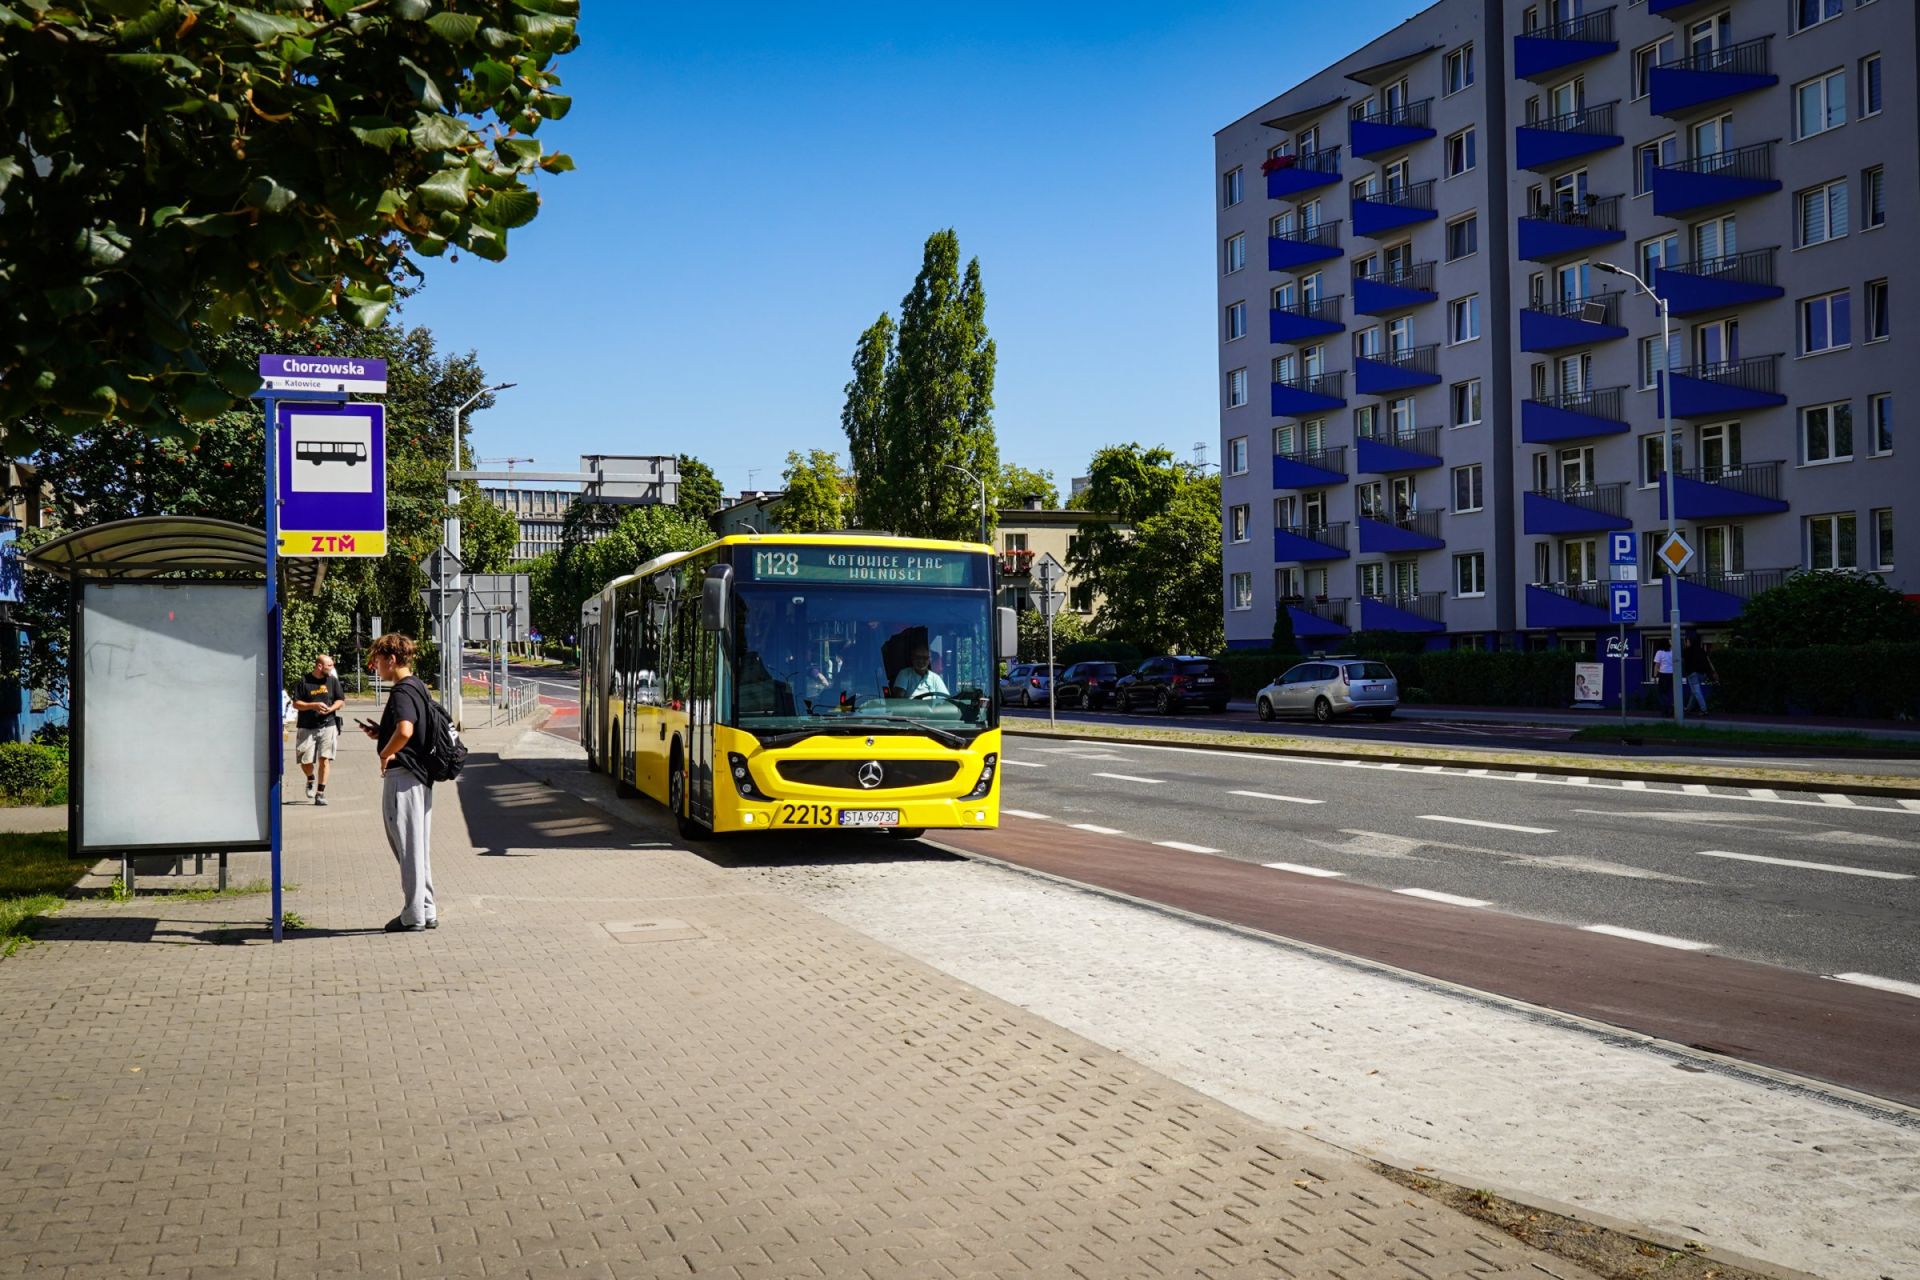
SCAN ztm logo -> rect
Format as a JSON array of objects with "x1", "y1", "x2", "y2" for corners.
[{"x1": 310, "y1": 535, "x2": 356, "y2": 553}]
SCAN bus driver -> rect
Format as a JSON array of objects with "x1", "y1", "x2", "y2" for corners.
[{"x1": 892, "y1": 644, "x2": 949, "y2": 699}]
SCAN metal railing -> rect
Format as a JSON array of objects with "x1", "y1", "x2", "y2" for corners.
[
  {"x1": 1658, "y1": 34, "x2": 1772, "y2": 77},
  {"x1": 1668, "y1": 246, "x2": 1777, "y2": 286},
  {"x1": 1364, "y1": 508, "x2": 1444, "y2": 541},
  {"x1": 1274, "y1": 295, "x2": 1345, "y2": 323},
  {"x1": 1359, "y1": 343, "x2": 1439, "y2": 376},
  {"x1": 1363, "y1": 589, "x2": 1446, "y2": 622},
  {"x1": 1526, "y1": 4, "x2": 1615, "y2": 43},
  {"x1": 1357, "y1": 179, "x2": 1435, "y2": 211},
  {"x1": 1272, "y1": 146, "x2": 1343, "y2": 175},
  {"x1": 1671, "y1": 353, "x2": 1780, "y2": 394},
  {"x1": 1525, "y1": 192, "x2": 1621, "y2": 229},
  {"x1": 1533, "y1": 580, "x2": 1610, "y2": 608},
  {"x1": 1358, "y1": 424, "x2": 1442, "y2": 459},
  {"x1": 1353, "y1": 98, "x2": 1432, "y2": 130},
  {"x1": 1278, "y1": 595, "x2": 1351, "y2": 627},
  {"x1": 1273, "y1": 369, "x2": 1347, "y2": 398},
  {"x1": 1528, "y1": 480, "x2": 1627, "y2": 517},
  {"x1": 1527, "y1": 289, "x2": 1623, "y2": 324},
  {"x1": 1528, "y1": 385, "x2": 1626, "y2": 421},
  {"x1": 1673, "y1": 458, "x2": 1784, "y2": 501},
  {"x1": 1688, "y1": 567, "x2": 1789, "y2": 599},
  {"x1": 1278, "y1": 521, "x2": 1349, "y2": 551},
  {"x1": 1529, "y1": 101, "x2": 1619, "y2": 136},
  {"x1": 1353, "y1": 259, "x2": 1436, "y2": 293},
  {"x1": 1276, "y1": 444, "x2": 1348, "y2": 473},
  {"x1": 1661, "y1": 139, "x2": 1776, "y2": 181},
  {"x1": 1272, "y1": 219, "x2": 1343, "y2": 248}
]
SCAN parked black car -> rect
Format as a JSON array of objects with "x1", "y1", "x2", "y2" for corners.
[
  {"x1": 1115, "y1": 655, "x2": 1230, "y2": 713},
  {"x1": 1055, "y1": 661, "x2": 1122, "y2": 710}
]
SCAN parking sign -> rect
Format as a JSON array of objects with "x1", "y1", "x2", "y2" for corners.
[
  {"x1": 1608, "y1": 532, "x2": 1636, "y2": 565},
  {"x1": 1608, "y1": 582, "x2": 1639, "y2": 624}
]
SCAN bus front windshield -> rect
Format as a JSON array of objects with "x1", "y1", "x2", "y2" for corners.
[{"x1": 732, "y1": 585, "x2": 995, "y2": 739}]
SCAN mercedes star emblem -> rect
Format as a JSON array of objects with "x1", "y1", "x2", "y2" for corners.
[{"x1": 856, "y1": 761, "x2": 885, "y2": 789}]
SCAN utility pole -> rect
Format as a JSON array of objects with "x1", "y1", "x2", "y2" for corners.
[
  {"x1": 445, "y1": 381, "x2": 515, "y2": 727},
  {"x1": 942, "y1": 462, "x2": 988, "y2": 545}
]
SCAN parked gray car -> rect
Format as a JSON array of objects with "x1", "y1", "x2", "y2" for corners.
[
  {"x1": 998, "y1": 662, "x2": 1059, "y2": 708},
  {"x1": 1255, "y1": 658, "x2": 1399, "y2": 723}
]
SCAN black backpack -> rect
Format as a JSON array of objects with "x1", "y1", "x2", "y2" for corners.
[{"x1": 400, "y1": 678, "x2": 468, "y2": 783}]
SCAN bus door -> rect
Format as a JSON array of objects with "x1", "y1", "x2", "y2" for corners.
[{"x1": 687, "y1": 624, "x2": 716, "y2": 824}]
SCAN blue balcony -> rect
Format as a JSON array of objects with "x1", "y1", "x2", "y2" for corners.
[
  {"x1": 1265, "y1": 147, "x2": 1344, "y2": 199},
  {"x1": 1349, "y1": 99, "x2": 1434, "y2": 160},
  {"x1": 1271, "y1": 370, "x2": 1347, "y2": 416},
  {"x1": 1649, "y1": 37, "x2": 1777, "y2": 117},
  {"x1": 1523, "y1": 482, "x2": 1632, "y2": 535},
  {"x1": 1652, "y1": 248, "x2": 1784, "y2": 317},
  {"x1": 1659, "y1": 355, "x2": 1786, "y2": 418},
  {"x1": 1526, "y1": 581, "x2": 1612, "y2": 630},
  {"x1": 1652, "y1": 142, "x2": 1780, "y2": 217},
  {"x1": 1516, "y1": 102, "x2": 1623, "y2": 171},
  {"x1": 1359, "y1": 591, "x2": 1446, "y2": 634},
  {"x1": 1282, "y1": 597, "x2": 1353, "y2": 640},
  {"x1": 1521, "y1": 386, "x2": 1630, "y2": 444},
  {"x1": 1354, "y1": 344, "x2": 1440, "y2": 396},
  {"x1": 1274, "y1": 521, "x2": 1349, "y2": 563},
  {"x1": 1352, "y1": 181, "x2": 1438, "y2": 239},
  {"x1": 1272, "y1": 445, "x2": 1348, "y2": 490},
  {"x1": 1658, "y1": 568, "x2": 1790, "y2": 625},
  {"x1": 1658, "y1": 461, "x2": 1790, "y2": 521},
  {"x1": 1514, "y1": 7, "x2": 1617, "y2": 81},
  {"x1": 1518, "y1": 194, "x2": 1624, "y2": 261},
  {"x1": 1355, "y1": 425, "x2": 1443, "y2": 474},
  {"x1": 1648, "y1": 0, "x2": 1718, "y2": 13},
  {"x1": 1352, "y1": 262, "x2": 1437, "y2": 315},
  {"x1": 1268, "y1": 221, "x2": 1344, "y2": 271},
  {"x1": 1520, "y1": 291, "x2": 1628, "y2": 353},
  {"x1": 1357, "y1": 510, "x2": 1445, "y2": 554},
  {"x1": 1269, "y1": 296, "x2": 1345, "y2": 345}
]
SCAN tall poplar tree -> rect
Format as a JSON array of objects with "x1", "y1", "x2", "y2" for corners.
[{"x1": 839, "y1": 231, "x2": 997, "y2": 541}]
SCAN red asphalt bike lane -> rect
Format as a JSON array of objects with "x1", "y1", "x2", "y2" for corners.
[{"x1": 938, "y1": 819, "x2": 1920, "y2": 1110}]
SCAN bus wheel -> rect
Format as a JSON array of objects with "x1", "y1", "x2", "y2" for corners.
[{"x1": 669, "y1": 743, "x2": 705, "y2": 839}]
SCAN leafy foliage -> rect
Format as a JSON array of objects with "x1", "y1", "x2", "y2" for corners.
[
  {"x1": 675, "y1": 455, "x2": 723, "y2": 516},
  {"x1": 0, "y1": 0, "x2": 577, "y2": 443},
  {"x1": 1733, "y1": 571, "x2": 1920, "y2": 649},
  {"x1": 457, "y1": 485, "x2": 518, "y2": 573},
  {"x1": 1269, "y1": 603, "x2": 1296, "y2": 654},
  {"x1": 1711, "y1": 643, "x2": 1920, "y2": 718},
  {"x1": 1017, "y1": 606, "x2": 1088, "y2": 663},
  {"x1": 1069, "y1": 445, "x2": 1221, "y2": 655},
  {"x1": 525, "y1": 501, "x2": 710, "y2": 640},
  {"x1": 778, "y1": 449, "x2": 850, "y2": 534},
  {"x1": 994, "y1": 463, "x2": 1058, "y2": 511},
  {"x1": 841, "y1": 230, "x2": 997, "y2": 541},
  {"x1": 0, "y1": 742, "x2": 66, "y2": 805}
]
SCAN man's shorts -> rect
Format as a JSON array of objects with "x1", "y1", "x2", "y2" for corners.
[{"x1": 296, "y1": 723, "x2": 339, "y2": 764}]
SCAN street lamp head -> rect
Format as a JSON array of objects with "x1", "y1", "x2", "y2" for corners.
[
  {"x1": 1593, "y1": 261, "x2": 1622, "y2": 275},
  {"x1": 491, "y1": 381, "x2": 517, "y2": 391}
]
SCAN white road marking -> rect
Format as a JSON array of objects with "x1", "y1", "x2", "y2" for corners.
[
  {"x1": 1418, "y1": 815, "x2": 1556, "y2": 835},
  {"x1": 1580, "y1": 924, "x2": 1715, "y2": 952},
  {"x1": 1623, "y1": 779, "x2": 1647, "y2": 790},
  {"x1": 1683, "y1": 784, "x2": 1711, "y2": 796},
  {"x1": 1821, "y1": 793, "x2": 1858, "y2": 807},
  {"x1": 1155, "y1": 840, "x2": 1223, "y2": 854},
  {"x1": 1750, "y1": 788, "x2": 1779, "y2": 800},
  {"x1": 1900, "y1": 799, "x2": 1920, "y2": 813},
  {"x1": 1229, "y1": 790, "x2": 1325, "y2": 805},
  {"x1": 1070, "y1": 823, "x2": 1123, "y2": 835},
  {"x1": 1695, "y1": 850, "x2": 1915, "y2": 880},
  {"x1": 1091, "y1": 772, "x2": 1163, "y2": 785},
  {"x1": 1002, "y1": 809, "x2": 1052, "y2": 820},
  {"x1": 1393, "y1": 887, "x2": 1492, "y2": 907},
  {"x1": 1262, "y1": 861, "x2": 1346, "y2": 878},
  {"x1": 1000, "y1": 759, "x2": 1044, "y2": 769},
  {"x1": 1830, "y1": 972, "x2": 1920, "y2": 1000}
]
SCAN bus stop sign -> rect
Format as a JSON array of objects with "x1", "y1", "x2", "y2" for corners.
[{"x1": 275, "y1": 400, "x2": 387, "y2": 556}]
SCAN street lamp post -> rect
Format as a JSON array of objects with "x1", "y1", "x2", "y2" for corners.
[
  {"x1": 445, "y1": 381, "x2": 516, "y2": 728},
  {"x1": 1594, "y1": 261, "x2": 1683, "y2": 723},
  {"x1": 942, "y1": 463, "x2": 988, "y2": 545}
]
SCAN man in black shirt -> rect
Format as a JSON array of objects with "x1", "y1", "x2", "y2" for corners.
[
  {"x1": 361, "y1": 634, "x2": 438, "y2": 932},
  {"x1": 291, "y1": 654, "x2": 346, "y2": 805}
]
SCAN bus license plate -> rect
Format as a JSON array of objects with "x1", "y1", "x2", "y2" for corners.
[
  {"x1": 773, "y1": 803, "x2": 836, "y2": 827},
  {"x1": 839, "y1": 809, "x2": 901, "y2": 828}
]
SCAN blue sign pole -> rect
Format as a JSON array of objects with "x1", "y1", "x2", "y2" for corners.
[{"x1": 264, "y1": 394, "x2": 284, "y2": 944}]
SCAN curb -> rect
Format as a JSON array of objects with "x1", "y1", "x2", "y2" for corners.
[{"x1": 1004, "y1": 723, "x2": 1920, "y2": 799}]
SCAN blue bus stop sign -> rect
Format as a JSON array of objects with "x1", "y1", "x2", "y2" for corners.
[{"x1": 1609, "y1": 582, "x2": 1639, "y2": 624}]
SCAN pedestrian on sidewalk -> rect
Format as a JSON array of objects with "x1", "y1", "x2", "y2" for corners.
[
  {"x1": 1684, "y1": 637, "x2": 1717, "y2": 716},
  {"x1": 291, "y1": 654, "x2": 346, "y2": 804},
  {"x1": 361, "y1": 634, "x2": 438, "y2": 933},
  {"x1": 1653, "y1": 638, "x2": 1675, "y2": 716}
]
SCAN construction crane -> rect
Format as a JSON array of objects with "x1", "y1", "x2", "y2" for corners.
[{"x1": 478, "y1": 456, "x2": 535, "y2": 474}]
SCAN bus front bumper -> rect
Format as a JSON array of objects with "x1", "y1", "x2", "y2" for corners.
[{"x1": 717, "y1": 796, "x2": 999, "y2": 834}]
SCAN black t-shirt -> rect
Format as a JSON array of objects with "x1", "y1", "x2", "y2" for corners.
[
  {"x1": 296, "y1": 671, "x2": 345, "y2": 730},
  {"x1": 377, "y1": 676, "x2": 434, "y2": 786}
]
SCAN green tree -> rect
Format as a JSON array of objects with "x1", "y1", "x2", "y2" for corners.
[
  {"x1": 840, "y1": 230, "x2": 997, "y2": 540},
  {"x1": 994, "y1": 463, "x2": 1059, "y2": 511},
  {"x1": 1734, "y1": 571, "x2": 1920, "y2": 649},
  {"x1": 1070, "y1": 445, "x2": 1222, "y2": 655},
  {"x1": 779, "y1": 450, "x2": 850, "y2": 534},
  {"x1": 675, "y1": 456, "x2": 724, "y2": 516},
  {"x1": 1017, "y1": 607, "x2": 1089, "y2": 663},
  {"x1": 525, "y1": 503, "x2": 710, "y2": 640},
  {"x1": 457, "y1": 488, "x2": 518, "y2": 573},
  {"x1": 1270, "y1": 603, "x2": 1297, "y2": 654}
]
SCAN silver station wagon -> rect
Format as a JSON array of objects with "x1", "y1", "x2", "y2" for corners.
[{"x1": 1255, "y1": 658, "x2": 1399, "y2": 723}]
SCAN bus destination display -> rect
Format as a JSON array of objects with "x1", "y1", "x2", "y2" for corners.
[{"x1": 747, "y1": 546, "x2": 974, "y2": 586}]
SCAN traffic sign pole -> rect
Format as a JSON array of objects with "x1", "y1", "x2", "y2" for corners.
[{"x1": 263, "y1": 393, "x2": 283, "y2": 945}]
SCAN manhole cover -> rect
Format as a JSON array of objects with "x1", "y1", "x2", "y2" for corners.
[{"x1": 603, "y1": 918, "x2": 704, "y2": 944}]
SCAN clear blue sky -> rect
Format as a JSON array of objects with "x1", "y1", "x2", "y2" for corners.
[{"x1": 401, "y1": 3, "x2": 1421, "y2": 498}]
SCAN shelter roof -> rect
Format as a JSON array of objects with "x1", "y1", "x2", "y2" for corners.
[{"x1": 23, "y1": 516, "x2": 324, "y2": 595}]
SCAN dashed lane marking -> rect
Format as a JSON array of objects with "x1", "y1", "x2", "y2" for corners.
[
  {"x1": 999, "y1": 759, "x2": 1044, "y2": 768},
  {"x1": 1683, "y1": 784, "x2": 1711, "y2": 795},
  {"x1": 1822, "y1": 792, "x2": 1859, "y2": 807},
  {"x1": 1155, "y1": 840, "x2": 1223, "y2": 854},
  {"x1": 1261, "y1": 861, "x2": 1346, "y2": 878},
  {"x1": 1901, "y1": 799, "x2": 1920, "y2": 813},
  {"x1": 1070, "y1": 823, "x2": 1124, "y2": 835},
  {"x1": 1580, "y1": 924, "x2": 1715, "y2": 952},
  {"x1": 1393, "y1": 887, "x2": 1493, "y2": 908},
  {"x1": 1418, "y1": 815, "x2": 1556, "y2": 835},
  {"x1": 1695, "y1": 850, "x2": 1916, "y2": 880},
  {"x1": 1090, "y1": 773, "x2": 1164, "y2": 785},
  {"x1": 1228, "y1": 790, "x2": 1325, "y2": 805},
  {"x1": 1002, "y1": 809, "x2": 1052, "y2": 820},
  {"x1": 1830, "y1": 972, "x2": 1920, "y2": 1000}
]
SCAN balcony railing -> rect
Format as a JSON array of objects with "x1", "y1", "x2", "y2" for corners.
[
  {"x1": 1533, "y1": 580, "x2": 1609, "y2": 608},
  {"x1": 1353, "y1": 260, "x2": 1436, "y2": 293},
  {"x1": 1367, "y1": 343, "x2": 1439, "y2": 377},
  {"x1": 1277, "y1": 444, "x2": 1347, "y2": 473},
  {"x1": 1526, "y1": 193, "x2": 1621, "y2": 230},
  {"x1": 1663, "y1": 140, "x2": 1775, "y2": 181},
  {"x1": 1352, "y1": 98, "x2": 1431, "y2": 130},
  {"x1": 1361, "y1": 509, "x2": 1443, "y2": 541},
  {"x1": 1672, "y1": 354, "x2": 1779, "y2": 396},
  {"x1": 1529, "y1": 480, "x2": 1626, "y2": 518},
  {"x1": 1279, "y1": 594, "x2": 1351, "y2": 625},
  {"x1": 1272, "y1": 220, "x2": 1343, "y2": 248},
  {"x1": 1273, "y1": 370, "x2": 1346, "y2": 398},
  {"x1": 1530, "y1": 385, "x2": 1625, "y2": 421},
  {"x1": 999, "y1": 549, "x2": 1034, "y2": 577},
  {"x1": 1358, "y1": 424, "x2": 1441, "y2": 457},
  {"x1": 1687, "y1": 567, "x2": 1789, "y2": 599},
  {"x1": 1279, "y1": 521, "x2": 1348, "y2": 551},
  {"x1": 1363, "y1": 590, "x2": 1445, "y2": 623},
  {"x1": 1527, "y1": 290, "x2": 1623, "y2": 324},
  {"x1": 1671, "y1": 246, "x2": 1777, "y2": 287},
  {"x1": 1525, "y1": 5, "x2": 1614, "y2": 43},
  {"x1": 1275, "y1": 295, "x2": 1344, "y2": 324},
  {"x1": 1529, "y1": 100, "x2": 1618, "y2": 136},
  {"x1": 1360, "y1": 179, "x2": 1435, "y2": 211},
  {"x1": 1659, "y1": 34, "x2": 1771, "y2": 77},
  {"x1": 1267, "y1": 146, "x2": 1343, "y2": 176},
  {"x1": 1675, "y1": 459, "x2": 1784, "y2": 502}
]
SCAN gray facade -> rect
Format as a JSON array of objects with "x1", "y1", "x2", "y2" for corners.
[
  {"x1": 483, "y1": 485, "x2": 580, "y2": 563},
  {"x1": 1217, "y1": 0, "x2": 1916, "y2": 658}
]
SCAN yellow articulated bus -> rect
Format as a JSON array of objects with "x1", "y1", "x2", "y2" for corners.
[{"x1": 580, "y1": 534, "x2": 1015, "y2": 839}]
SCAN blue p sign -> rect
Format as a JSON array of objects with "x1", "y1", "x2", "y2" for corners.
[
  {"x1": 1609, "y1": 584, "x2": 1639, "y2": 624},
  {"x1": 1609, "y1": 531, "x2": 1637, "y2": 565}
]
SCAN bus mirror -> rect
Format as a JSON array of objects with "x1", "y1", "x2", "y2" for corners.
[
  {"x1": 996, "y1": 606, "x2": 1017, "y2": 659},
  {"x1": 701, "y1": 564, "x2": 733, "y2": 631}
]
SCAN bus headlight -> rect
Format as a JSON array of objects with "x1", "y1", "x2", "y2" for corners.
[
  {"x1": 728, "y1": 752, "x2": 767, "y2": 800},
  {"x1": 962, "y1": 753, "x2": 997, "y2": 800}
]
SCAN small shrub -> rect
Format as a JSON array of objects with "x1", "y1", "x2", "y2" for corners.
[
  {"x1": 30, "y1": 723, "x2": 69, "y2": 748},
  {"x1": 0, "y1": 742, "x2": 66, "y2": 805}
]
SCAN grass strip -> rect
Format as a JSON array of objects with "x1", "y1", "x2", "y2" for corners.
[
  {"x1": 0, "y1": 831, "x2": 86, "y2": 958},
  {"x1": 1570, "y1": 721, "x2": 1918, "y2": 754}
]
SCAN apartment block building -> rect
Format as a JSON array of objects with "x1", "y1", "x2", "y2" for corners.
[
  {"x1": 1217, "y1": 0, "x2": 1915, "y2": 662},
  {"x1": 482, "y1": 486, "x2": 580, "y2": 562}
]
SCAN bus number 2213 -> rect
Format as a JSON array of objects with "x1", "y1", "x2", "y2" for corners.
[
  {"x1": 754, "y1": 550, "x2": 800, "y2": 578},
  {"x1": 776, "y1": 803, "x2": 834, "y2": 827}
]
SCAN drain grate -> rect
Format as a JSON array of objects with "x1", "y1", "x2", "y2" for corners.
[{"x1": 603, "y1": 918, "x2": 704, "y2": 944}]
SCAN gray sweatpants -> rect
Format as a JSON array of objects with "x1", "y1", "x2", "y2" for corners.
[{"x1": 382, "y1": 769, "x2": 436, "y2": 926}]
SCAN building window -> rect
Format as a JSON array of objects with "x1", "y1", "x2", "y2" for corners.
[
  {"x1": 1808, "y1": 513, "x2": 1857, "y2": 571},
  {"x1": 1444, "y1": 44, "x2": 1474, "y2": 94},
  {"x1": 1794, "y1": 70, "x2": 1847, "y2": 141},
  {"x1": 1230, "y1": 572, "x2": 1253, "y2": 611},
  {"x1": 1451, "y1": 380, "x2": 1482, "y2": 428},
  {"x1": 1794, "y1": 0, "x2": 1843, "y2": 31},
  {"x1": 1797, "y1": 180, "x2": 1849, "y2": 247},
  {"x1": 1453, "y1": 552, "x2": 1486, "y2": 598},
  {"x1": 1354, "y1": 404, "x2": 1380, "y2": 440},
  {"x1": 1225, "y1": 300, "x2": 1247, "y2": 342},
  {"x1": 1445, "y1": 127, "x2": 1477, "y2": 177},
  {"x1": 1070, "y1": 581, "x2": 1094, "y2": 613},
  {"x1": 1224, "y1": 233, "x2": 1246, "y2": 274},
  {"x1": 1638, "y1": 231, "x2": 1680, "y2": 280},
  {"x1": 1452, "y1": 464, "x2": 1484, "y2": 513},
  {"x1": 1802, "y1": 401, "x2": 1853, "y2": 464},
  {"x1": 1642, "y1": 432, "x2": 1681, "y2": 487},
  {"x1": 1229, "y1": 504, "x2": 1250, "y2": 543},
  {"x1": 1632, "y1": 37, "x2": 1675, "y2": 101},
  {"x1": 1642, "y1": 529, "x2": 1674, "y2": 581},
  {"x1": 1446, "y1": 214, "x2": 1478, "y2": 261},
  {"x1": 1859, "y1": 55, "x2": 1882, "y2": 117},
  {"x1": 1389, "y1": 397, "x2": 1415, "y2": 435},
  {"x1": 1358, "y1": 562, "x2": 1385, "y2": 597},
  {"x1": 1635, "y1": 135, "x2": 1676, "y2": 197},
  {"x1": 1227, "y1": 367, "x2": 1248, "y2": 408},
  {"x1": 1866, "y1": 279, "x2": 1889, "y2": 342},
  {"x1": 1801, "y1": 291, "x2": 1851, "y2": 355},
  {"x1": 1869, "y1": 392, "x2": 1892, "y2": 455},
  {"x1": 1874, "y1": 509, "x2": 1894, "y2": 570},
  {"x1": 1223, "y1": 166, "x2": 1244, "y2": 208},
  {"x1": 1448, "y1": 295, "x2": 1480, "y2": 344},
  {"x1": 1864, "y1": 166, "x2": 1885, "y2": 229},
  {"x1": 1639, "y1": 334, "x2": 1680, "y2": 389},
  {"x1": 1227, "y1": 436, "x2": 1249, "y2": 474}
]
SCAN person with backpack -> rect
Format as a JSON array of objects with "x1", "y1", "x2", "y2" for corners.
[{"x1": 361, "y1": 633, "x2": 443, "y2": 933}]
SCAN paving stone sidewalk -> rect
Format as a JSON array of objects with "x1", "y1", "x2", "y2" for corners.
[{"x1": 0, "y1": 727, "x2": 1601, "y2": 1279}]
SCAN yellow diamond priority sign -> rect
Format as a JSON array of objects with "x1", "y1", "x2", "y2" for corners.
[{"x1": 1657, "y1": 531, "x2": 1695, "y2": 575}]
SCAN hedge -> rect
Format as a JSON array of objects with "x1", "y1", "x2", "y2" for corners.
[
  {"x1": 0, "y1": 742, "x2": 67, "y2": 805},
  {"x1": 1708, "y1": 643, "x2": 1920, "y2": 719}
]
